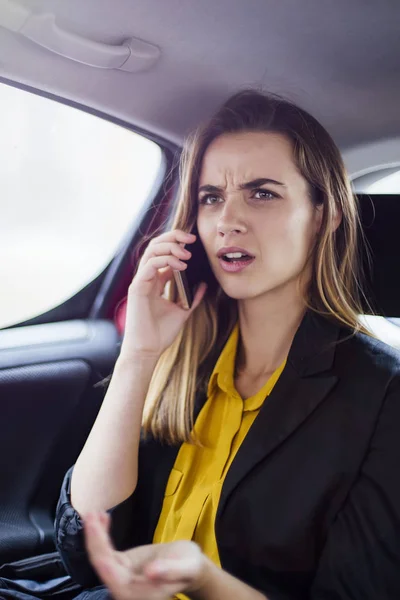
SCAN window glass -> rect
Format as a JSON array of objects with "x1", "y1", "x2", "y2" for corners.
[{"x1": 1, "y1": 83, "x2": 162, "y2": 329}]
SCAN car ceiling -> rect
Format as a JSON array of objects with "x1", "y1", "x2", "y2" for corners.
[{"x1": 0, "y1": 0, "x2": 400, "y2": 162}]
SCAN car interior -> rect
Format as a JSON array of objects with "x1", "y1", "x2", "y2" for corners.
[{"x1": 0, "y1": 0, "x2": 399, "y2": 597}]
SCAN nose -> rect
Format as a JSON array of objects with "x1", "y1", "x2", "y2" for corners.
[{"x1": 217, "y1": 199, "x2": 247, "y2": 237}]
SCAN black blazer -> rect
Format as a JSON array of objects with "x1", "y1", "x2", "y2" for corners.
[{"x1": 55, "y1": 312, "x2": 400, "y2": 599}]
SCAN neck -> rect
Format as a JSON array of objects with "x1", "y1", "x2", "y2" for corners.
[{"x1": 236, "y1": 284, "x2": 306, "y2": 378}]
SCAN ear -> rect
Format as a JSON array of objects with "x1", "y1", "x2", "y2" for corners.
[
  {"x1": 314, "y1": 202, "x2": 342, "y2": 234},
  {"x1": 332, "y1": 204, "x2": 342, "y2": 232}
]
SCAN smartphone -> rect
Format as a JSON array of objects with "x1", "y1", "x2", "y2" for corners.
[
  {"x1": 173, "y1": 228, "x2": 214, "y2": 309},
  {"x1": 173, "y1": 269, "x2": 193, "y2": 310}
]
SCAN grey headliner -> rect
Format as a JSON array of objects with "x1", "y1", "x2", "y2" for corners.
[{"x1": 0, "y1": 0, "x2": 400, "y2": 154}]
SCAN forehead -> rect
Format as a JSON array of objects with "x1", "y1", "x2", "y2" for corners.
[{"x1": 199, "y1": 131, "x2": 297, "y2": 184}]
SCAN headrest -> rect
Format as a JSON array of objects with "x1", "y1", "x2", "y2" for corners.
[{"x1": 358, "y1": 194, "x2": 400, "y2": 317}]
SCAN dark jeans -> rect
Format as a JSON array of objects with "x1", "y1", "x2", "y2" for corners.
[
  {"x1": 72, "y1": 587, "x2": 111, "y2": 600},
  {"x1": 0, "y1": 581, "x2": 111, "y2": 600}
]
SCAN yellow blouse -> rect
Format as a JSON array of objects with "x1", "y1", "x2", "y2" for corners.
[{"x1": 153, "y1": 324, "x2": 286, "y2": 599}]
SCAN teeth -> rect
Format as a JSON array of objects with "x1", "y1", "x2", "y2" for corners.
[{"x1": 224, "y1": 252, "x2": 246, "y2": 258}]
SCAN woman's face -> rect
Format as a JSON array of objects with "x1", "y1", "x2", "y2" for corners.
[{"x1": 196, "y1": 131, "x2": 322, "y2": 302}]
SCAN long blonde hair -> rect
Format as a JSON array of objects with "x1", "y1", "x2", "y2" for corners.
[{"x1": 141, "y1": 89, "x2": 372, "y2": 444}]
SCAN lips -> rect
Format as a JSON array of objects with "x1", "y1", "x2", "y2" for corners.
[
  {"x1": 217, "y1": 246, "x2": 255, "y2": 259},
  {"x1": 217, "y1": 254, "x2": 255, "y2": 274}
]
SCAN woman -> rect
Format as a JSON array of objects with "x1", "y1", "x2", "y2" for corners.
[{"x1": 55, "y1": 90, "x2": 400, "y2": 600}]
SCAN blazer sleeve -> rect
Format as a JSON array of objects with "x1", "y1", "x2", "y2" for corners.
[
  {"x1": 310, "y1": 377, "x2": 400, "y2": 599},
  {"x1": 54, "y1": 465, "x2": 137, "y2": 587}
]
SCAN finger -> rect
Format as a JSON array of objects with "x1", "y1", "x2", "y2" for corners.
[
  {"x1": 84, "y1": 512, "x2": 113, "y2": 563},
  {"x1": 147, "y1": 229, "x2": 196, "y2": 250},
  {"x1": 144, "y1": 241, "x2": 192, "y2": 262},
  {"x1": 138, "y1": 255, "x2": 187, "y2": 283},
  {"x1": 84, "y1": 513, "x2": 124, "y2": 587},
  {"x1": 144, "y1": 556, "x2": 202, "y2": 582}
]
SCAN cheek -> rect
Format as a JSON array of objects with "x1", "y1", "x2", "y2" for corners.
[
  {"x1": 289, "y1": 212, "x2": 318, "y2": 246},
  {"x1": 263, "y1": 208, "x2": 318, "y2": 258}
]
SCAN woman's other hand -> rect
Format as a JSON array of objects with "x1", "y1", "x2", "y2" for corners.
[{"x1": 84, "y1": 511, "x2": 207, "y2": 600}]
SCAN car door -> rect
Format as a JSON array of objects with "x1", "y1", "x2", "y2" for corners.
[{"x1": 0, "y1": 78, "x2": 177, "y2": 565}]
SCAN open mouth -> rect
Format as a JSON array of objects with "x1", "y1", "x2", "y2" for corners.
[
  {"x1": 218, "y1": 252, "x2": 255, "y2": 273},
  {"x1": 221, "y1": 252, "x2": 254, "y2": 262}
]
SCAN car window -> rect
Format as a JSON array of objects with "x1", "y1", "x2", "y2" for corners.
[{"x1": 1, "y1": 83, "x2": 162, "y2": 329}]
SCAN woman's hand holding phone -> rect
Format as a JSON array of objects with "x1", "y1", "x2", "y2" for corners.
[{"x1": 119, "y1": 229, "x2": 207, "y2": 361}]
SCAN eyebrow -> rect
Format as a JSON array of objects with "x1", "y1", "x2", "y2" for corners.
[{"x1": 198, "y1": 178, "x2": 285, "y2": 194}]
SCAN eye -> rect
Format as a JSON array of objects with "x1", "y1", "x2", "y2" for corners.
[
  {"x1": 198, "y1": 194, "x2": 222, "y2": 206},
  {"x1": 253, "y1": 188, "x2": 278, "y2": 201}
]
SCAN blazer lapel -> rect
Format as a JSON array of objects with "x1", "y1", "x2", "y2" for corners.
[{"x1": 217, "y1": 311, "x2": 340, "y2": 517}]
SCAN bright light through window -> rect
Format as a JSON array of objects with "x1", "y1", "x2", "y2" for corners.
[{"x1": 0, "y1": 83, "x2": 163, "y2": 329}]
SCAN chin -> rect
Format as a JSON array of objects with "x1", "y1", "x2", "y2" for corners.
[
  {"x1": 218, "y1": 277, "x2": 285, "y2": 301},
  {"x1": 223, "y1": 290, "x2": 252, "y2": 301},
  {"x1": 219, "y1": 281, "x2": 266, "y2": 301}
]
